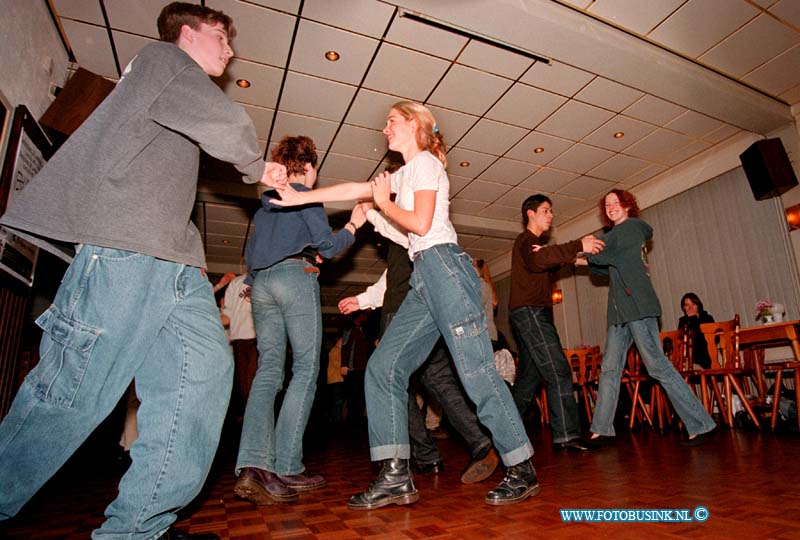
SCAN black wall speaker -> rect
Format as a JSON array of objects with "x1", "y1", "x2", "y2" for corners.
[{"x1": 739, "y1": 138, "x2": 798, "y2": 201}]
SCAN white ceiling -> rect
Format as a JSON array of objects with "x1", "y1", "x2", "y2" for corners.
[{"x1": 49, "y1": 0, "x2": 799, "y2": 308}]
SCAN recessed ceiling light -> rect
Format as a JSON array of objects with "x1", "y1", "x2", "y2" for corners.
[
  {"x1": 613, "y1": 131, "x2": 625, "y2": 139},
  {"x1": 459, "y1": 161, "x2": 470, "y2": 167},
  {"x1": 534, "y1": 147, "x2": 544, "y2": 154},
  {"x1": 236, "y1": 79, "x2": 251, "y2": 88},
  {"x1": 325, "y1": 50, "x2": 340, "y2": 61},
  {"x1": 222, "y1": 239, "x2": 230, "y2": 245}
]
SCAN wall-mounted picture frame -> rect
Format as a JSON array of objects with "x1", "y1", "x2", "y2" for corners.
[{"x1": 0, "y1": 104, "x2": 54, "y2": 286}]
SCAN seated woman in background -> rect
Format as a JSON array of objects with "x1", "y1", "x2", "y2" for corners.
[{"x1": 678, "y1": 292, "x2": 714, "y2": 369}]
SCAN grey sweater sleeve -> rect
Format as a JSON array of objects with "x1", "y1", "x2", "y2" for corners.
[{"x1": 147, "y1": 64, "x2": 265, "y2": 183}]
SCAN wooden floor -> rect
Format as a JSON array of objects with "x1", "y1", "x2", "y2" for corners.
[{"x1": 3, "y1": 418, "x2": 800, "y2": 540}]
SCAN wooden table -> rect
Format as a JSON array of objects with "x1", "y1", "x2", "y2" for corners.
[{"x1": 738, "y1": 320, "x2": 800, "y2": 398}]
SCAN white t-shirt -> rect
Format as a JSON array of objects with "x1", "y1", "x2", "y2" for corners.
[
  {"x1": 221, "y1": 274, "x2": 256, "y2": 341},
  {"x1": 390, "y1": 151, "x2": 457, "y2": 257}
]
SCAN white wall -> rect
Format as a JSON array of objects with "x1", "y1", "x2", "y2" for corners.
[{"x1": 0, "y1": 0, "x2": 69, "y2": 119}]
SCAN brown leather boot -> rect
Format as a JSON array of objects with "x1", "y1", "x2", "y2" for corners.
[
  {"x1": 348, "y1": 458, "x2": 419, "y2": 510},
  {"x1": 234, "y1": 467, "x2": 298, "y2": 505}
]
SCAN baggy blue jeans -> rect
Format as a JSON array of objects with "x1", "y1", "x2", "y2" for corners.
[
  {"x1": 365, "y1": 243, "x2": 533, "y2": 467},
  {"x1": 510, "y1": 306, "x2": 581, "y2": 444},
  {"x1": 590, "y1": 317, "x2": 717, "y2": 437},
  {"x1": 236, "y1": 259, "x2": 321, "y2": 476},
  {"x1": 0, "y1": 245, "x2": 232, "y2": 540}
]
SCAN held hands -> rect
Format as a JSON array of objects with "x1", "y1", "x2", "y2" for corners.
[
  {"x1": 371, "y1": 172, "x2": 391, "y2": 210},
  {"x1": 260, "y1": 162, "x2": 287, "y2": 187},
  {"x1": 580, "y1": 234, "x2": 605, "y2": 255},
  {"x1": 350, "y1": 204, "x2": 368, "y2": 229},
  {"x1": 338, "y1": 296, "x2": 360, "y2": 315},
  {"x1": 357, "y1": 201, "x2": 375, "y2": 214}
]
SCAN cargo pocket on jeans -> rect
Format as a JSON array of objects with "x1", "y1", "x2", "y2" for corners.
[
  {"x1": 29, "y1": 306, "x2": 101, "y2": 408},
  {"x1": 449, "y1": 313, "x2": 491, "y2": 379}
]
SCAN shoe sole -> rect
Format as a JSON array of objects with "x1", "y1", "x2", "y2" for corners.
[
  {"x1": 347, "y1": 491, "x2": 420, "y2": 511},
  {"x1": 484, "y1": 484, "x2": 541, "y2": 506},
  {"x1": 461, "y1": 450, "x2": 500, "y2": 484},
  {"x1": 234, "y1": 477, "x2": 299, "y2": 505},
  {"x1": 282, "y1": 480, "x2": 327, "y2": 492}
]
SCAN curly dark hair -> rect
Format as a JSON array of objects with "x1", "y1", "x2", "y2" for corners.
[
  {"x1": 157, "y1": 2, "x2": 235, "y2": 44},
  {"x1": 271, "y1": 136, "x2": 318, "y2": 177},
  {"x1": 599, "y1": 189, "x2": 640, "y2": 229}
]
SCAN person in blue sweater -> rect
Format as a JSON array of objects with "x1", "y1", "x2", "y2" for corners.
[
  {"x1": 586, "y1": 189, "x2": 716, "y2": 447},
  {"x1": 233, "y1": 135, "x2": 367, "y2": 505}
]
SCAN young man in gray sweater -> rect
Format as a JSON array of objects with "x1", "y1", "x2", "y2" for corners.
[{"x1": 0, "y1": 3, "x2": 285, "y2": 539}]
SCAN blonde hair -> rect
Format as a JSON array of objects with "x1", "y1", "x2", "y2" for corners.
[{"x1": 390, "y1": 101, "x2": 447, "y2": 167}]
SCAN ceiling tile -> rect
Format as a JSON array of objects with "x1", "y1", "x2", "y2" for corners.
[
  {"x1": 623, "y1": 128, "x2": 694, "y2": 162},
  {"x1": 240, "y1": 104, "x2": 274, "y2": 140},
  {"x1": 574, "y1": 77, "x2": 644, "y2": 112},
  {"x1": 495, "y1": 186, "x2": 537, "y2": 209},
  {"x1": 536, "y1": 101, "x2": 615, "y2": 141},
  {"x1": 205, "y1": 232, "x2": 245, "y2": 250},
  {"x1": 742, "y1": 43, "x2": 800, "y2": 96},
  {"x1": 61, "y1": 19, "x2": 118, "y2": 78},
  {"x1": 302, "y1": 0, "x2": 394, "y2": 37},
  {"x1": 467, "y1": 236, "x2": 515, "y2": 250},
  {"x1": 486, "y1": 83, "x2": 566, "y2": 129},
  {"x1": 448, "y1": 174, "x2": 472, "y2": 195},
  {"x1": 666, "y1": 111, "x2": 725, "y2": 138},
  {"x1": 427, "y1": 106, "x2": 479, "y2": 143},
  {"x1": 703, "y1": 124, "x2": 741, "y2": 144},
  {"x1": 457, "y1": 180, "x2": 511, "y2": 203},
  {"x1": 779, "y1": 84, "x2": 800, "y2": 106},
  {"x1": 445, "y1": 148, "x2": 496, "y2": 177},
  {"x1": 52, "y1": 0, "x2": 105, "y2": 25},
  {"x1": 215, "y1": 58, "x2": 283, "y2": 109},
  {"x1": 699, "y1": 13, "x2": 800, "y2": 77},
  {"x1": 662, "y1": 139, "x2": 712, "y2": 167},
  {"x1": 771, "y1": 0, "x2": 800, "y2": 27},
  {"x1": 243, "y1": 0, "x2": 301, "y2": 13},
  {"x1": 205, "y1": 202, "x2": 251, "y2": 222},
  {"x1": 588, "y1": 0, "x2": 684, "y2": 34},
  {"x1": 289, "y1": 20, "x2": 379, "y2": 85},
  {"x1": 209, "y1": 0, "x2": 295, "y2": 67},
  {"x1": 621, "y1": 163, "x2": 668, "y2": 187},
  {"x1": 271, "y1": 111, "x2": 338, "y2": 149},
  {"x1": 477, "y1": 158, "x2": 539, "y2": 186},
  {"x1": 384, "y1": 15, "x2": 468, "y2": 60},
  {"x1": 587, "y1": 153, "x2": 650, "y2": 182},
  {"x1": 428, "y1": 65, "x2": 512, "y2": 115},
  {"x1": 457, "y1": 40, "x2": 533, "y2": 79},
  {"x1": 280, "y1": 71, "x2": 356, "y2": 121},
  {"x1": 519, "y1": 167, "x2": 580, "y2": 193},
  {"x1": 364, "y1": 44, "x2": 450, "y2": 101},
  {"x1": 506, "y1": 132, "x2": 573, "y2": 164},
  {"x1": 557, "y1": 176, "x2": 615, "y2": 199},
  {"x1": 648, "y1": 0, "x2": 758, "y2": 57},
  {"x1": 329, "y1": 124, "x2": 387, "y2": 160},
  {"x1": 112, "y1": 31, "x2": 155, "y2": 74},
  {"x1": 622, "y1": 94, "x2": 687, "y2": 126},
  {"x1": 582, "y1": 115, "x2": 656, "y2": 151},
  {"x1": 104, "y1": 0, "x2": 165, "y2": 37},
  {"x1": 450, "y1": 198, "x2": 487, "y2": 215},
  {"x1": 549, "y1": 194, "x2": 588, "y2": 218},
  {"x1": 548, "y1": 144, "x2": 615, "y2": 175},
  {"x1": 520, "y1": 61, "x2": 593, "y2": 97},
  {"x1": 346, "y1": 89, "x2": 400, "y2": 129},
  {"x1": 458, "y1": 119, "x2": 528, "y2": 156},
  {"x1": 319, "y1": 153, "x2": 379, "y2": 180}
]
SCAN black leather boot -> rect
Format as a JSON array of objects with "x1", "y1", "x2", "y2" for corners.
[
  {"x1": 484, "y1": 459, "x2": 540, "y2": 505},
  {"x1": 348, "y1": 458, "x2": 419, "y2": 510}
]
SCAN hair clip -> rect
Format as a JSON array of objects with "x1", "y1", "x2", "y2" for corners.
[{"x1": 432, "y1": 124, "x2": 439, "y2": 134}]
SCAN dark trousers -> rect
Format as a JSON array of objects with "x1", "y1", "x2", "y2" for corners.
[
  {"x1": 231, "y1": 338, "x2": 258, "y2": 416},
  {"x1": 344, "y1": 370, "x2": 366, "y2": 427},
  {"x1": 408, "y1": 338, "x2": 492, "y2": 465},
  {"x1": 510, "y1": 306, "x2": 581, "y2": 443}
]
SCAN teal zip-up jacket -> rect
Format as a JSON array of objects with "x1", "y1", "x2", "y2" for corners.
[{"x1": 587, "y1": 217, "x2": 661, "y2": 326}]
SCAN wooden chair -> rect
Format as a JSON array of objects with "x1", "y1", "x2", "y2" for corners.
[
  {"x1": 623, "y1": 345, "x2": 656, "y2": 430},
  {"x1": 763, "y1": 361, "x2": 800, "y2": 431},
  {"x1": 564, "y1": 347, "x2": 602, "y2": 424},
  {"x1": 654, "y1": 329, "x2": 696, "y2": 430},
  {"x1": 697, "y1": 315, "x2": 761, "y2": 428}
]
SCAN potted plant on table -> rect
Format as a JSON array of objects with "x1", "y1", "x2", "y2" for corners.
[{"x1": 755, "y1": 300, "x2": 774, "y2": 324}]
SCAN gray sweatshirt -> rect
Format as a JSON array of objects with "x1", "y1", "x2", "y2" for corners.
[{"x1": 0, "y1": 41, "x2": 265, "y2": 267}]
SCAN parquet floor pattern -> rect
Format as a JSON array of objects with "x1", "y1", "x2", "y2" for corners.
[{"x1": 3, "y1": 422, "x2": 800, "y2": 539}]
